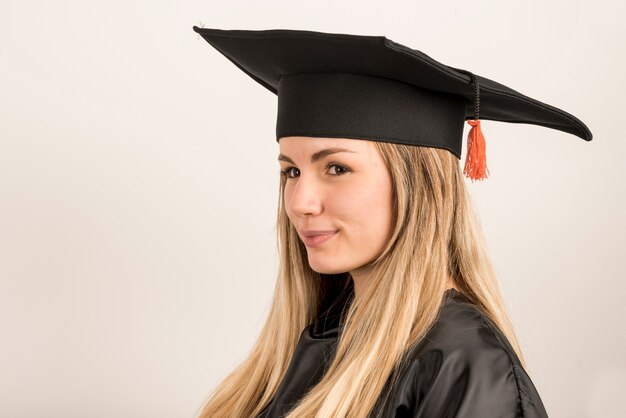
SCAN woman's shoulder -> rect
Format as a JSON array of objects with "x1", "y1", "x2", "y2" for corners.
[
  {"x1": 417, "y1": 288, "x2": 512, "y2": 357},
  {"x1": 406, "y1": 288, "x2": 523, "y2": 382},
  {"x1": 375, "y1": 288, "x2": 549, "y2": 417}
]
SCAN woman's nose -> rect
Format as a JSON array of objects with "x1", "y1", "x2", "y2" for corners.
[{"x1": 287, "y1": 174, "x2": 323, "y2": 217}]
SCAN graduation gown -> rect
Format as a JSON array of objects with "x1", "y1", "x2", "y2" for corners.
[{"x1": 257, "y1": 288, "x2": 548, "y2": 417}]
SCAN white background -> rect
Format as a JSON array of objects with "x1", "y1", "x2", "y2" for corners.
[{"x1": 1, "y1": 1, "x2": 624, "y2": 417}]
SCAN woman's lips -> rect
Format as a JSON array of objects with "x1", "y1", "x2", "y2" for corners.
[{"x1": 302, "y1": 231, "x2": 338, "y2": 248}]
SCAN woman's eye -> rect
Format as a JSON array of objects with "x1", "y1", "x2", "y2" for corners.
[
  {"x1": 280, "y1": 166, "x2": 299, "y2": 178},
  {"x1": 328, "y1": 164, "x2": 349, "y2": 176},
  {"x1": 280, "y1": 163, "x2": 350, "y2": 179}
]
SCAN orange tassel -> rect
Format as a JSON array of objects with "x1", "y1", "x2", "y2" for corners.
[{"x1": 463, "y1": 119, "x2": 490, "y2": 181}]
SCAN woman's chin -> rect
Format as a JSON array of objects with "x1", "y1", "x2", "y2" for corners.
[{"x1": 307, "y1": 258, "x2": 346, "y2": 275}]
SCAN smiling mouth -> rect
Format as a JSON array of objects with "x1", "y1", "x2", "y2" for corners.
[{"x1": 302, "y1": 231, "x2": 338, "y2": 247}]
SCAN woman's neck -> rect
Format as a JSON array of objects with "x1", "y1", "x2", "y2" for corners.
[{"x1": 349, "y1": 270, "x2": 459, "y2": 301}]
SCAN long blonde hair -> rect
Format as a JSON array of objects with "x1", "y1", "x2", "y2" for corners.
[{"x1": 196, "y1": 141, "x2": 525, "y2": 418}]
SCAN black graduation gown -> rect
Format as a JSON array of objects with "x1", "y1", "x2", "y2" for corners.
[{"x1": 258, "y1": 288, "x2": 548, "y2": 417}]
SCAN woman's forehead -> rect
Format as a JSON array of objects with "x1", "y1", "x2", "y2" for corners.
[{"x1": 279, "y1": 136, "x2": 372, "y2": 152}]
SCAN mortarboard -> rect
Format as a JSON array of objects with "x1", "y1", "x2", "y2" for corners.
[{"x1": 192, "y1": 26, "x2": 592, "y2": 181}]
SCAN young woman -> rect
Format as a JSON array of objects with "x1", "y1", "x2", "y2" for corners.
[{"x1": 192, "y1": 27, "x2": 592, "y2": 417}]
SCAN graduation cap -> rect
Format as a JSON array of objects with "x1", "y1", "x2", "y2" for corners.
[{"x1": 192, "y1": 26, "x2": 592, "y2": 181}]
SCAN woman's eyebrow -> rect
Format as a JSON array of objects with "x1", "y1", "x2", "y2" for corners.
[{"x1": 277, "y1": 147, "x2": 356, "y2": 164}]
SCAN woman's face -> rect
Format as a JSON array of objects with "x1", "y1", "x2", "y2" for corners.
[{"x1": 278, "y1": 136, "x2": 394, "y2": 278}]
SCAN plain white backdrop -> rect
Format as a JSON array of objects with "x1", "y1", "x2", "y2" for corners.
[{"x1": 1, "y1": 1, "x2": 624, "y2": 417}]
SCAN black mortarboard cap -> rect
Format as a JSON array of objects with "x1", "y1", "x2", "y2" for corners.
[{"x1": 192, "y1": 26, "x2": 592, "y2": 181}]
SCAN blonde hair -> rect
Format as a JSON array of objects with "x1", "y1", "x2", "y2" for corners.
[{"x1": 195, "y1": 141, "x2": 525, "y2": 418}]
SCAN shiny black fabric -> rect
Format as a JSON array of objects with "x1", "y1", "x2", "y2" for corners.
[{"x1": 257, "y1": 288, "x2": 548, "y2": 417}]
